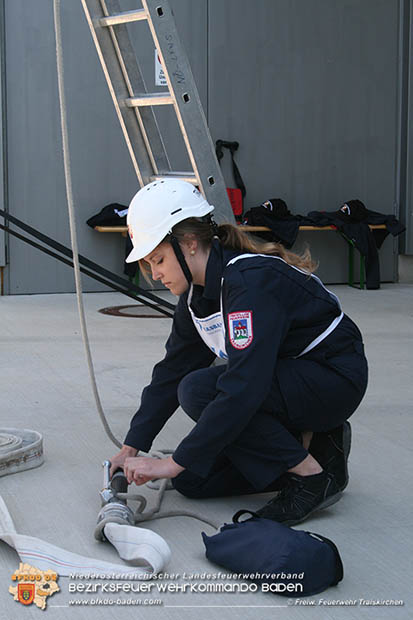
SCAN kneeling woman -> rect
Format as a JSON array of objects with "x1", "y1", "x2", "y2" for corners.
[{"x1": 110, "y1": 179, "x2": 368, "y2": 526}]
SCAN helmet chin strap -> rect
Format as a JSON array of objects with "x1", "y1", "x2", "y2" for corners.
[{"x1": 169, "y1": 236, "x2": 193, "y2": 285}]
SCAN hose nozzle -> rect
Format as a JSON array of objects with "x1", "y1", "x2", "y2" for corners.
[
  {"x1": 99, "y1": 460, "x2": 114, "y2": 505},
  {"x1": 95, "y1": 460, "x2": 134, "y2": 541}
]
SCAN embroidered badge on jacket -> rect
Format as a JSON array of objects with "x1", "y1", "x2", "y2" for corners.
[{"x1": 228, "y1": 311, "x2": 253, "y2": 349}]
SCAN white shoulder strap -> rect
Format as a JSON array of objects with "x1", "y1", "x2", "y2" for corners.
[
  {"x1": 225, "y1": 254, "x2": 344, "y2": 358},
  {"x1": 226, "y1": 253, "x2": 342, "y2": 310}
]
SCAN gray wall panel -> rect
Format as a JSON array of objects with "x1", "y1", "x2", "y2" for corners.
[
  {"x1": 6, "y1": 0, "x2": 136, "y2": 294},
  {"x1": 4, "y1": 0, "x2": 405, "y2": 291},
  {"x1": 208, "y1": 0, "x2": 400, "y2": 282},
  {"x1": 5, "y1": 0, "x2": 207, "y2": 294}
]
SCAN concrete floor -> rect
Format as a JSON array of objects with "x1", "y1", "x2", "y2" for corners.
[{"x1": 0, "y1": 284, "x2": 412, "y2": 619}]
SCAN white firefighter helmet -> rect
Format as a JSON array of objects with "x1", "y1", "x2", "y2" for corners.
[{"x1": 125, "y1": 179, "x2": 214, "y2": 263}]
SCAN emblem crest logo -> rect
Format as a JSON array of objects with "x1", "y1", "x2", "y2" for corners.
[
  {"x1": 10, "y1": 564, "x2": 60, "y2": 610},
  {"x1": 17, "y1": 583, "x2": 35, "y2": 606},
  {"x1": 228, "y1": 311, "x2": 253, "y2": 349}
]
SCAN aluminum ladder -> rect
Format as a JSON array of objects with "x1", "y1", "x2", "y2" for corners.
[{"x1": 81, "y1": 0, "x2": 234, "y2": 223}]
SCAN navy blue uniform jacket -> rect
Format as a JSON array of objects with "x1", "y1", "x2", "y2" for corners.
[{"x1": 124, "y1": 240, "x2": 363, "y2": 478}]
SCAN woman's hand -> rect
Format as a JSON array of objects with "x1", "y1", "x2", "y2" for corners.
[
  {"x1": 123, "y1": 455, "x2": 185, "y2": 485},
  {"x1": 109, "y1": 445, "x2": 138, "y2": 478}
]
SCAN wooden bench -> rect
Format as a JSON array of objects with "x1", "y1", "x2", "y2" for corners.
[{"x1": 94, "y1": 224, "x2": 387, "y2": 289}]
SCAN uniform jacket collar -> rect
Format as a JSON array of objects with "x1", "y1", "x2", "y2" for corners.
[{"x1": 201, "y1": 239, "x2": 240, "y2": 302}]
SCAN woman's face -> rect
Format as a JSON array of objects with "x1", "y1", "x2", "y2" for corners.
[{"x1": 144, "y1": 242, "x2": 189, "y2": 296}]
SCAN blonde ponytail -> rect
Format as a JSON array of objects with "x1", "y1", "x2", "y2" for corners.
[
  {"x1": 139, "y1": 218, "x2": 317, "y2": 283},
  {"x1": 216, "y1": 223, "x2": 317, "y2": 273}
]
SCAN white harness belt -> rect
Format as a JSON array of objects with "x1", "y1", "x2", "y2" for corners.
[{"x1": 188, "y1": 253, "x2": 344, "y2": 360}]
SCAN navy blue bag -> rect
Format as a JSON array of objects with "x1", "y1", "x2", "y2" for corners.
[{"x1": 202, "y1": 513, "x2": 343, "y2": 597}]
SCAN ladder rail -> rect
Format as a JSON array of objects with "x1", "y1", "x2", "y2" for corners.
[
  {"x1": 142, "y1": 0, "x2": 204, "y2": 194},
  {"x1": 81, "y1": 0, "x2": 144, "y2": 183},
  {"x1": 141, "y1": 0, "x2": 234, "y2": 222},
  {"x1": 81, "y1": 0, "x2": 235, "y2": 223},
  {"x1": 101, "y1": 0, "x2": 170, "y2": 177},
  {"x1": 81, "y1": 0, "x2": 170, "y2": 184}
]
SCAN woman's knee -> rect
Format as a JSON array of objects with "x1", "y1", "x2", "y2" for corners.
[
  {"x1": 177, "y1": 366, "x2": 223, "y2": 420},
  {"x1": 177, "y1": 373, "x2": 202, "y2": 421}
]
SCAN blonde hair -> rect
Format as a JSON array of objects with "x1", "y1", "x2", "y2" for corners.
[{"x1": 139, "y1": 218, "x2": 317, "y2": 283}]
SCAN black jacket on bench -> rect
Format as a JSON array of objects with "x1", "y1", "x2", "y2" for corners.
[
  {"x1": 306, "y1": 204, "x2": 405, "y2": 290},
  {"x1": 242, "y1": 200, "x2": 302, "y2": 248}
]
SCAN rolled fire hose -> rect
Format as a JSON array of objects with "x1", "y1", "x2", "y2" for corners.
[
  {"x1": 0, "y1": 429, "x2": 43, "y2": 477},
  {"x1": 0, "y1": 494, "x2": 170, "y2": 577},
  {"x1": 0, "y1": 432, "x2": 171, "y2": 574}
]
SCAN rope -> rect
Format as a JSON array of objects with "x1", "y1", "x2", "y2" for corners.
[
  {"x1": 119, "y1": 451, "x2": 219, "y2": 530},
  {"x1": 53, "y1": 1, "x2": 218, "y2": 531},
  {"x1": 54, "y1": 0, "x2": 121, "y2": 449}
]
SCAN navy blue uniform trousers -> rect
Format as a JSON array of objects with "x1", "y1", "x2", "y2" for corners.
[{"x1": 172, "y1": 341, "x2": 368, "y2": 499}]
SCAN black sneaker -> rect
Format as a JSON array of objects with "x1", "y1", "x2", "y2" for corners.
[
  {"x1": 309, "y1": 422, "x2": 352, "y2": 491},
  {"x1": 254, "y1": 470, "x2": 342, "y2": 526}
]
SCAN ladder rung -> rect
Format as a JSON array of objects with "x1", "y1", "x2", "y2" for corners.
[
  {"x1": 99, "y1": 10, "x2": 147, "y2": 27},
  {"x1": 150, "y1": 172, "x2": 198, "y2": 184},
  {"x1": 126, "y1": 93, "x2": 174, "y2": 107}
]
